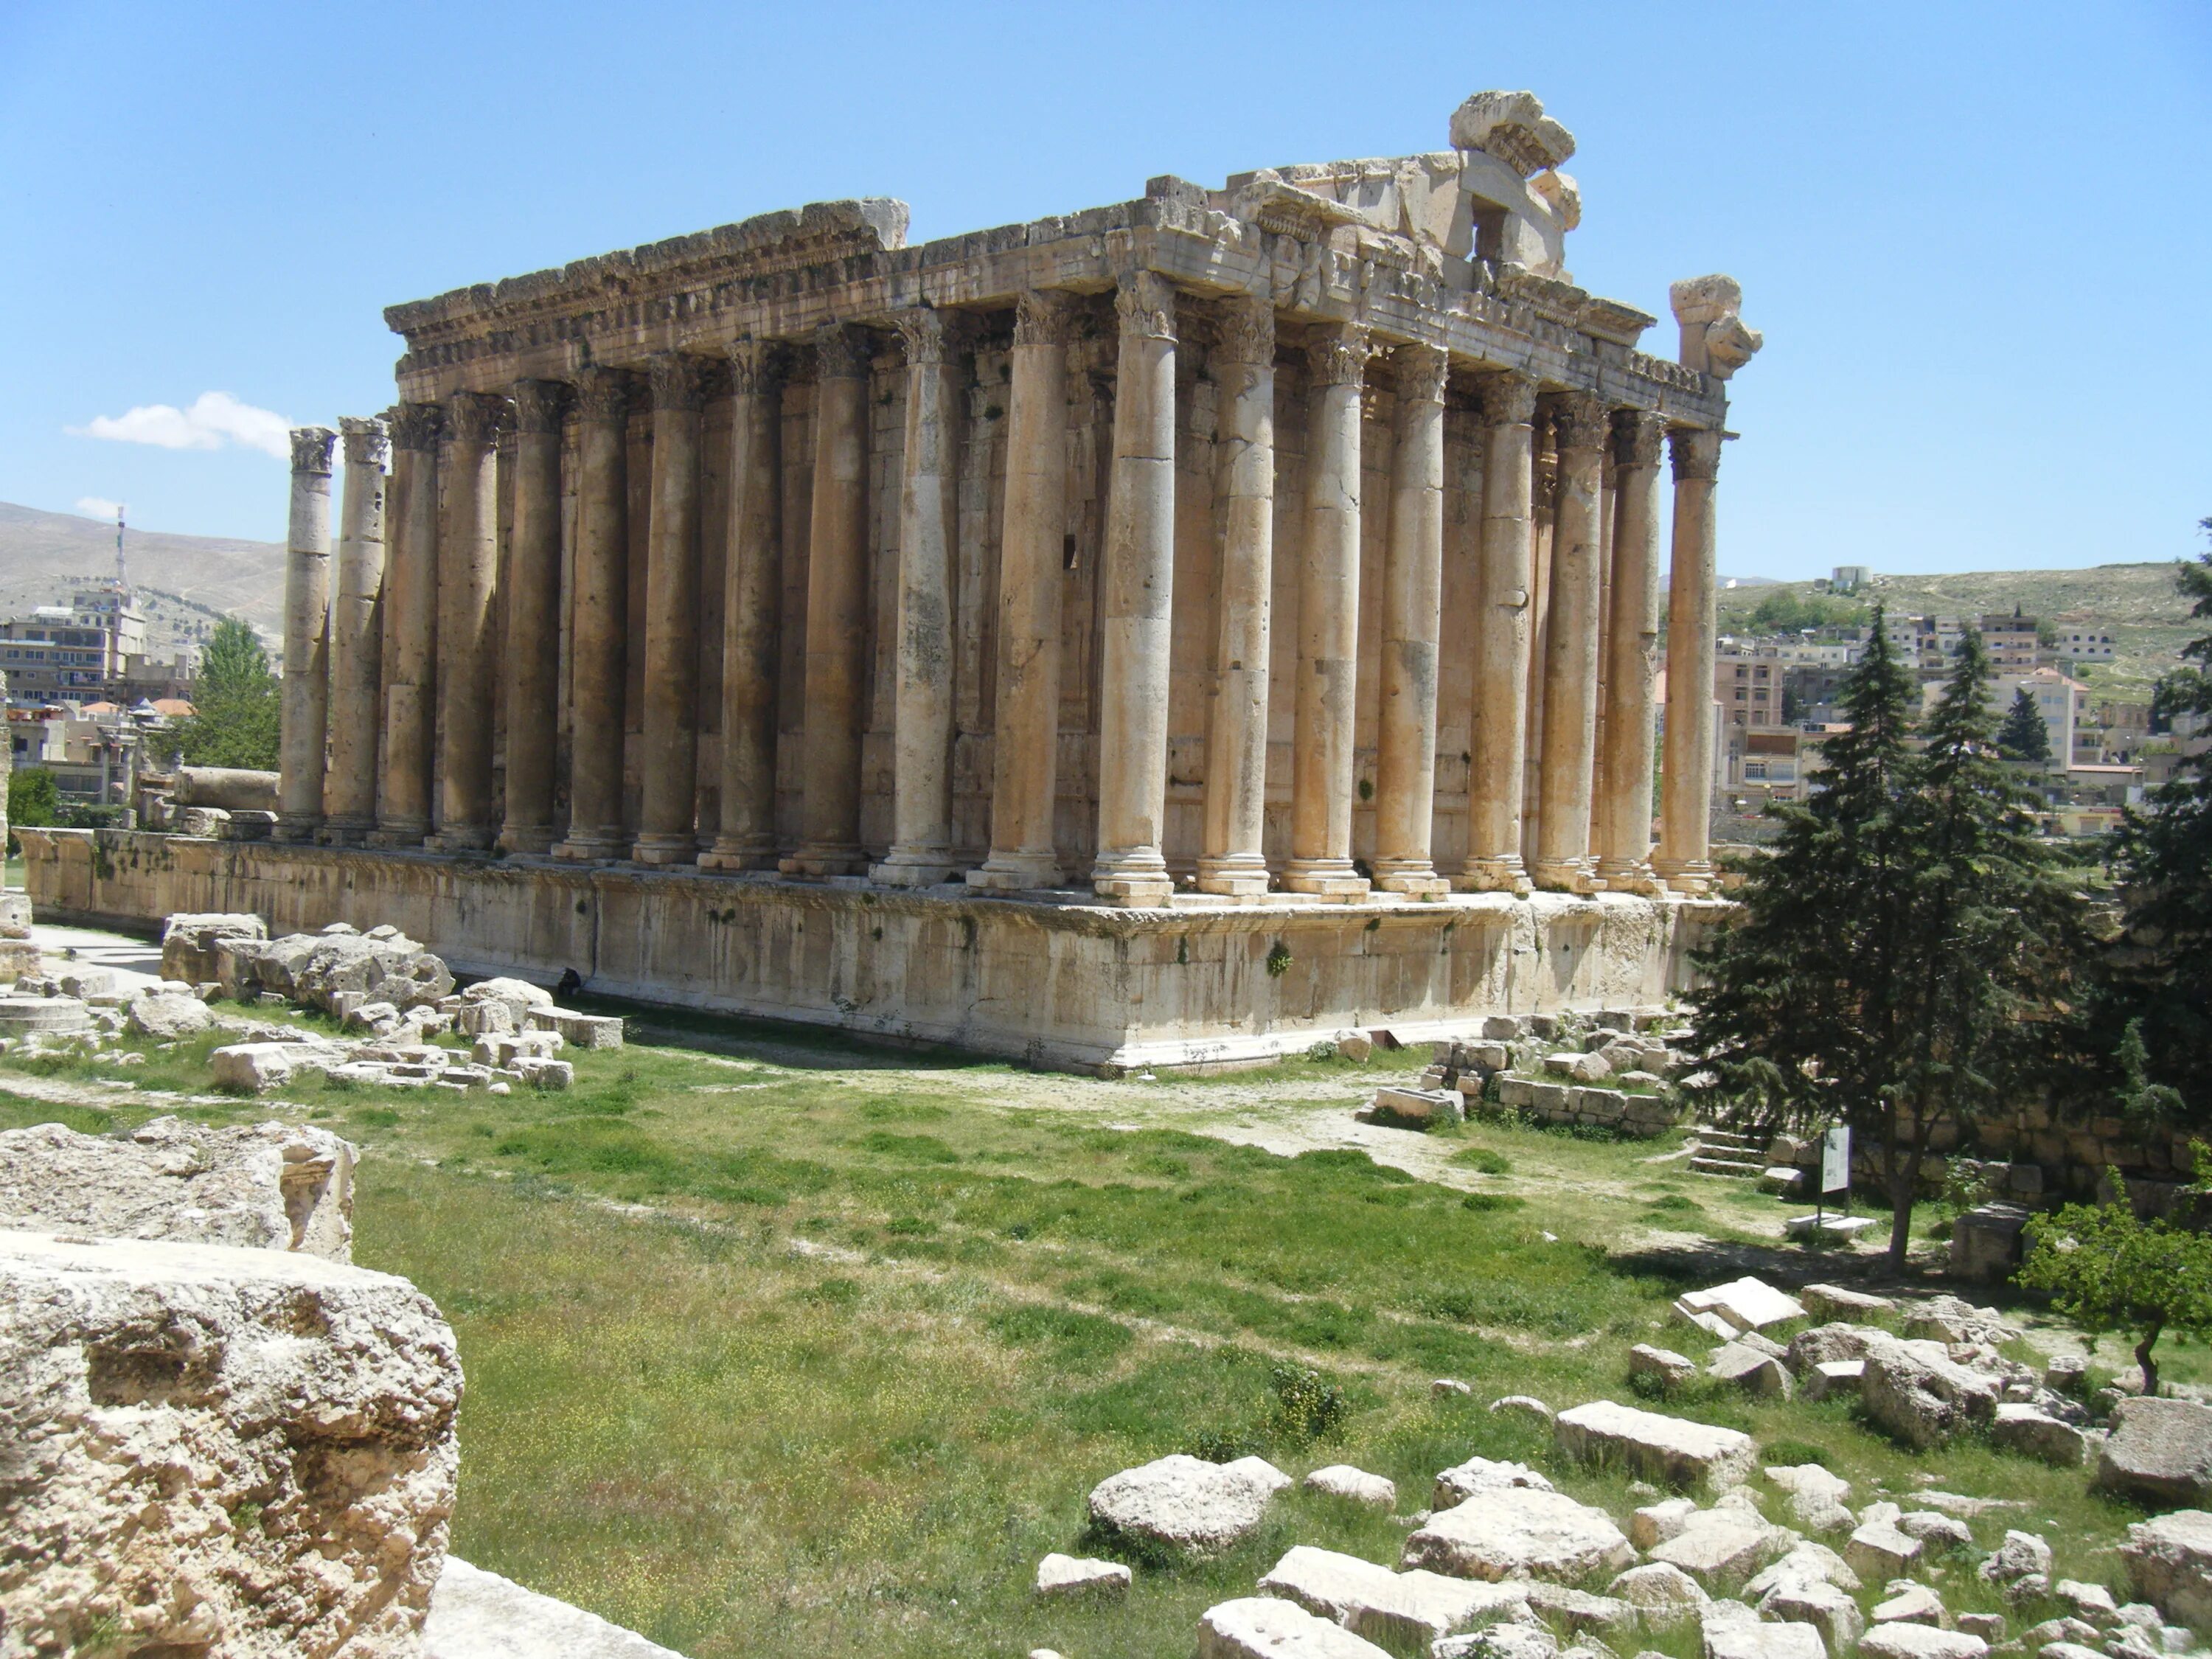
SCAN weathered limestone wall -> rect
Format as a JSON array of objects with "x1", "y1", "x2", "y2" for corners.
[{"x1": 23, "y1": 829, "x2": 1719, "y2": 1074}]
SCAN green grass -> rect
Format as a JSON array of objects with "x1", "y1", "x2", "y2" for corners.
[{"x1": 0, "y1": 1018, "x2": 2172, "y2": 1658}]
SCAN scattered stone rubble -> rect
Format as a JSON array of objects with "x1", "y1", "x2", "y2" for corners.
[{"x1": 1366, "y1": 1008, "x2": 1692, "y2": 1138}]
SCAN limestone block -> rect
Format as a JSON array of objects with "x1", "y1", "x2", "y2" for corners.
[
  {"x1": 514, "y1": 1057, "x2": 575, "y2": 1091},
  {"x1": 1371, "y1": 1086, "x2": 1465, "y2": 1126},
  {"x1": 1087, "y1": 1453, "x2": 1289, "y2": 1556},
  {"x1": 1746, "y1": 1543, "x2": 1861, "y2": 1601},
  {"x1": 1434, "y1": 1455, "x2": 1554, "y2": 1509},
  {"x1": 527, "y1": 1006, "x2": 625, "y2": 1048},
  {"x1": 2124, "y1": 1511, "x2": 2212, "y2": 1632},
  {"x1": 1862, "y1": 1339, "x2": 2002, "y2": 1448},
  {"x1": 1956, "y1": 1614, "x2": 2006, "y2": 1641},
  {"x1": 1764, "y1": 1581, "x2": 1865, "y2": 1652},
  {"x1": 1351, "y1": 1574, "x2": 1536, "y2": 1654},
  {"x1": 1544, "y1": 1051, "x2": 1610, "y2": 1082},
  {"x1": 1259, "y1": 1545, "x2": 1404, "y2": 1621},
  {"x1": 1523, "y1": 1582, "x2": 1637, "y2": 1637},
  {"x1": 125, "y1": 988, "x2": 215, "y2": 1040},
  {"x1": 1034, "y1": 1551, "x2": 1132, "y2": 1597},
  {"x1": 1803, "y1": 1360, "x2": 1865, "y2": 1403},
  {"x1": 55, "y1": 967, "x2": 116, "y2": 998},
  {"x1": 1632, "y1": 1498, "x2": 1700, "y2": 1550},
  {"x1": 1950, "y1": 1204, "x2": 2031, "y2": 1282},
  {"x1": 2045, "y1": 1354, "x2": 2090, "y2": 1397},
  {"x1": 1765, "y1": 1465, "x2": 1852, "y2": 1534},
  {"x1": 1800, "y1": 1284, "x2": 1894, "y2": 1320},
  {"x1": 1873, "y1": 1582, "x2": 1948, "y2": 1624},
  {"x1": 1435, "y1": 1378, "x2": 1475, "y2": 1398},
  {"x1": 425, "y1": 1557, "x2": 684, "y2": 1658},
  {"x1": 1898, "y1": 1511, "x2": 1972, "y2": 1551},
  {"x1": 1980, "y1": 1529, "x2": 2053, "y2": 1587},
  {"x1": 1701, "y1": 1599, "x2": 1827, "y2": 1659},
  {"x1": 1306, "y1": 1464, "x2": 1397, "y2": 1509},
  {"x1": 1609, "y1": 1561, "x2": 1711, "y2": 1627},
  {"x1": 1647, "y1": 1509, "x2": 1788, "y2": 1587},
  {"x1": 1491, "y1": 1395, "x2": 1556, "y2": 1425},
  {"x1": 1857, "y1": 1627, "x2": 1988, "y2": 1659},
  {"x1": 1989, "y1": 1402, "x2": 2086, "y2": 1466},
  {"x1": 0, "y1": 1116, "x2": 355, "y2": 1259},
  {"x1": 2053, "y1": 1579, "x2": 2118, "y2": 1624},
  {"x1": 2098, "y1": 1399, "x2": 2212, "y2": 1507},
  {"x1": 1200, "y1": 1596, "x2": 1393, "y2": 1659},
  {"x1": 1631, "y1": 1343, "x2": 1697, "y2": 1387},
  {"x1": 1709, "y1": 1343, "x2": 1792, "y2": 1398},
  {"x1": 1554, "y1": 1399, "x2": 1759, "y2": 1490},
  {"x1": 1902, "y1": 1295, "x2": 2022, "y2": 1347},
  {"x1": 0, "y1": 995, "x2": 91, "y2": 1037},
  {"x1": 1402, "y1": 1488, "x2": 1635, "y2": 1582},
  {"x1": 0, "y1": 1229, "x2": 460, "y2": 1658},
  {"x1": 1847, "y1": 1521, "x2": 1922, "y2": 1580},
  {"x1": 1436, "y1": 1625, "x2": 1559, "y2": 1659},
  {"x1": 1677, "y1": 1276, "x2": 1805, "y2": 1334},
  {"x1": 209, "y1": 1038, "x2": 345, "y2": 1093}
]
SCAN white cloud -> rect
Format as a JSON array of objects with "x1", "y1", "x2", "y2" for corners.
[
  {"x1": 67, "y1": 391, "x2": 291, "y2": 459},
  {"x1": 75, "y1": 496, "x2": 125, "y2": 520}
]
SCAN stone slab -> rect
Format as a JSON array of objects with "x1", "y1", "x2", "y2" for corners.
[
  {"x1": 2098, "y1": 1399, "x2": 2212, "y2": 1509},
  {"x1": 1200, "y1": 1596, "x2": 1394, "y2": 1659},
  {"x1": 1403, "y1": 1488, "x2": 1635, "y2": 1582},
  {"x1": 425, "y1": 1558, "x2": 684, "y2": 1657},
  {"x1": 1088, "y1": 1453, "x2": 1288, "y2": 1556},
  {"x1": 1554, "y1": 1399, "x2": 1759, "y2": 1489}
]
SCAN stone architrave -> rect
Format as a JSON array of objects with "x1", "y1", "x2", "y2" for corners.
[
  {"x1": 872, "y1": 307, "x2": 962, "y2": 886},
  {"x1": 1594, "y1": 409, "x2": 1666, "y2": 891},
  {"x1": 967, "y1": 293, "x2": 1070, "y2": 892},
  {"x1": 1372, "y1": 342, "x2": 1451, "y2": 895},
  {"x1": 782, "y1": 323, "x2": 872, "y2": 877},
  {"x1": 499, "y1": 378, "x2": 566, "y2": 855},
  {"x1": 1281, "y1": 321, "x2": 1372, "y2": 899},
  {"x1": 1458, "y1": 371, "x2": 1537, "y2": 893},
  {"x1": 1091, "y1": 269, "x2": 1180, "y2": 906},
  {"x1": 373, "y1": 401, "x2": 441, "y2": 846},
  {"x1": 1532, "y1": 392, "x2": 1607, "y2": 891},
  {"x1": 700, "y1": 340, "x2": 784, "y2": 871},
  {"x1": 426, "y1": 392, "x2": 504, "y2": 851},
  {"x1": 632, "y1": 352, "x2": 708, "y2": 865},
  {"x1": 1196, "y1": 295, "x2": 1277, "y2": 898},
  {"x1": 322, "y1": 416, "x2": 389, "y2": 843},
  {"x1": 276, "y1": 425, "x2": 335, "y2": 842},
  {"x1": 552, "y1": 367, "x2": 636, "y2": 863},
  {"x1": 1656, "y1": 427, "x2": 1722, "y2": 892}
]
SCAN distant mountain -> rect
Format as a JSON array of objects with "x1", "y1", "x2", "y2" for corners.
[{"x1": 0, "y1": 501, "x2": 285, "y2": 650}]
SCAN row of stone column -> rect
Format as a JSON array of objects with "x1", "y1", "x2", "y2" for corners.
[{"x1": 274, "y1": 274, "x2": 1723, "y2": 900}]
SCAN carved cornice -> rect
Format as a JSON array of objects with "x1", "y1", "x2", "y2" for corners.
[
  {"x1": 815, "y1": 321, "x2": 870, "y2": 380},
  {"x1": 1611, "y1": 408, "x2": 1666, "y2": 470},
  {"x1": 337, "y1": 415, "x2": 389, "y2": 470},
  {"x1": 1306, "y1": 323, "x2": 1371, "y2": 389},
  {"x1": 289, "y1": 426, "x2": 337, "y2": 475},
  {"x1": 445, "y1": 392, "x2": 508, "y2": 447},
  {"x1": 1394, "y1": 342, "x2": 1447, "y2": 406},
  {"x1": 648, "y1": 351, "x2": 709, "y2": 411},
  {"x1": 1547, "y1": 391, "x2": 1607, "y2": 456},
  {"x1": 574, "y1": 365, "x2": 640, "y2": 422},
  {"x1": 1479, "y1": 371, "x2": 1538, "y2": 428},
  {"x1": 894, "y1": 306, "x2": 950, "y2": 365},
  {"x1": 1213, "y1": 296, "x2": 1275, "y2": 366},
  {"x1": 511, "y1": 378, "x2": 570, "y2": 434},
  {"x1": 1012, "y1": 290, "x2": 1070, "y2": 349},
  {"x1": 1113, "y1": 270, "x2": 1176, "y2": 342},
  {"x1": 387, "y1": 402, "x2": 444, "y2": 452},
  {"x1": 1669, "y1": 427, "x2": 1723, "y2": 483}
]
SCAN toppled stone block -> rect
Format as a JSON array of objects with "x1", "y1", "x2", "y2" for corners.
[
  {"x1": 1902, "y1": 1295, "x2": 2021, "y2": 1347},
  {"x1": 1862, "y1": 1338, "x2": 2002, "y2": 1449},
  {"x1": 1799, "y1": 1284, "x2": 1895, "y2": 1319},
  {"x1": 1200, "y1": 1595, "x2": 1393, "y2": 1659},
  {"x1": 1857, "y1": 1627, "x2": 1989, "y2": 1659},
  {"x1": 1766, "y1": 1579, "x2": 1865, "y2": 1652},
  {"x1": 1899, "y1": 1510, "x2": 1973, "y2": 1551},
  {"x1": 526, "y1": 1006, "x2": 625, "y2": 1049},
  {"x1": 515, "y1": 1057, "x2": 575, "y2": 1091},
  {"x1": 1804, "y1": 1359, "x2": 1865, "y2": 1402},
  {"x1": 1992, "y1": 1402, "x2": 2087, "y2": 1466},
  {"x1": 1434, "y1": 1455, "x2": 1554, "y2": 1509},
  {"x1": 1702, "y1": 1598, "x2": 1828, "y2": 1659},
  {"x1": 124, "y1": 987, "x2": 215, "y2": 1040},
  {"x1": 1631, "y1": 1343, "x2": 1697, "y2": 1387},
  {"x1": 1677, "y1": 1276, "x2": 1806, "y2": 1334},
  {"x1": 1950, "y1": 1203, "x2": 2031, "y2": 1283},
  {"x1": 1980, "y1": 1529, "x2": 2053, "y2": 1588},
  {"x1": 0, "y1": 1229, "x2": 459, "y2": 1659},
  {"x1": 1259, "y1": 1543, "x2": 1524, "y2": 1648},
  {"x1": 1632, "y1": 1496, "x2": 1700, "y2": 1549},
  {"x1": 2052, "y1": 1579, "x2": 2118, "y2": 1624},
  {"x1": 1873, "y1": 1582, "x2": 1948, "y2": 1625},
  {"x1": 1034, "y1": 1551, "x2": 1132, "y2": 1598},
  {"x1": 1956, "y1": 1613, "x2": 2006, "y2": 1641},
  {"x1": 209, "y1": 1038, "x2": 346, "y2": 1093},
  {"x1": 1747, "y1": 1543, "x2": 1862, "y2": 1602},
  {"x1": 2124, "y1": 1512, "x2": 2212, "y2": 1635},
  {"x1": 1709, "y1": 1343, "x2": 1792, "y2": 1398},
  {"x1": 1491, "y1": 1394, "x2": 1555, "y2": 1425},
  {"x1": 2098, "y1": 1399, "x2": 2212, "y2": 1508},
  {"x1": 1648, "y1": 1507, "x2": 1790, "y2": 1588},
  {"x1": 1088, "y1": 1453, "x2": 1289, "y2": 1557},
  {"x1": 1554, "y1": 1399, "x2": 1759, "y2": 1490},
  {"x1": 475, "y1": 1029, "x2": 565, "y2": 1068},
  {"x1": 1369, "y1": 1085, "x2": 1465, "y2": 1126},
  {"x1": 0, "y1": 1116, "x2": 355, "y2": 1259},
  {"x1": 1846, "y1": 1520, "x2": 1923, "y2": 1580},
  {"x1": 1306, "y1": 1464, "x2": 1397, "y2": 1509},
  {"x1": 425, "y1": 1556, "x2": 687, "y2": 1658},
  {"x1": 1403, "y1": 1487, "x2": 1634, "y2": 1582},
  {"x1": 1609, "y1": 1561, "x2": 1711, "y2": 1627},
  {"x1": 1766, "y1": 1465, "x2": 1852, "y2": 1534}
]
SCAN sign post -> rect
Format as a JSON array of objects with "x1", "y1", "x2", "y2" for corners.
[{"x1": 1816, "y1": 1124, "x2": 1851, "y2": 1229}]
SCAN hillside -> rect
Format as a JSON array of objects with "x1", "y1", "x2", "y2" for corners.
[
  {"x1": 1716, "y1": 561, "x2": 2201, "y2": 695},
  {"x1": 0, "y1": 501, "x2": 285, "y2": 652}
]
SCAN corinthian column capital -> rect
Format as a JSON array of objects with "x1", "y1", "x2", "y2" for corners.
[
  {"x1": 386, "y1": 401, "x2": 444, "y2": 452},
  {"x1": 648, "y1": 351, "x2": 709, "y2": 412},
  {"x1": 1214, "y1": 296, "x2": 1275, "y2": 366},
  {"x1": 337, "y1": 415, "x2": 389, "y2": 470},
  {"x1": 1611, "y1": 408, "x2": 1666, "y2": 469},
  {"x1": 1480, "y1": 371, "x2": 1538, "y2": 428},
  {"x1": 815, "y1": 321, "x2": 870, "y2": 380},
  {"x1": 1669, "y1": 427, "x2": 1723, "y2": 482},
  {"x1": 1113, "y1": 270, "x2": 1176, "y2": 341},
  {"x1": 574, "y1": 365, "x2": 639, "y2": 422},
  {"x1": 893, "y1": 307, "x2": 952, "y2": 365},
  {"x1": 1546, "y1": 391, "x2": 1609, "y2": 456},
  {"x1": 511, "y1": 378, "x2": 570, "y2": 434},
  {"x1": 289, "y1": 426, "x2": 337, "y2": 475},
  {"x1": 726, "y1": 338, "x2": 782, "y2": 397},
  {"x1": 1394, "y1": 342, "x2": 1448, "y2": 405},
  {"x1": 1012, "y1": 291, "x2": 1069, "y2": 348},
  {"x1": 445, "y1": 391, "x2": 507, "y2": 446},
  {"x1": 1306, "y1": 322, "x2": 1371, "y2": 387}
]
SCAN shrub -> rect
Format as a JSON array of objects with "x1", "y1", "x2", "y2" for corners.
[{"x1": 1265, "y1": 1364, "x2": 1346, "y2": 1447}]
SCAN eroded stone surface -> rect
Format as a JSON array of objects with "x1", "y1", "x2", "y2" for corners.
[
  {"x1": 1088, "y1": 1453, "x2": 1289, "y2": 1556},
  {"x1": 1035, "y1": 1551, "x2": 1132, "y2": 1597},
  {"x1": 1404, "y1": 1487, "x2": 1635, "y2": 1582},
  {"x1": 1200, "y1": 1595, "x2": 1393, "y2": 1659},
  {"x1": 1857, "y1": 1625, "x2": 1989, "y2": 1659},
  {"x1": 425, "y1": 1557, "x2": 684, "y2": 1658},
  {"x1": 2099, "y1": 1399, "x2": 2212, "y2": 1508},
  {"x1": 2124, "y1": 1511, "x2": 2212, "y2": 1633},
  {"x1": 1554, "y1": 1399, "x2": 1759, "y2": 1489},
  {"x1": 1306, "y1": 1464, "x2": 1397, "y2": 1509},
  {"x1": 1435, "y1": 1455, "x2": 1556, "y2": 1508}
]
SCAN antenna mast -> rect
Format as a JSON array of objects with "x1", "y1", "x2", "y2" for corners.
[{"x1": 114, "y1": 505, "x2": 129, "y2": 595}]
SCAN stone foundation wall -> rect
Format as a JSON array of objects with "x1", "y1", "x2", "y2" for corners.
[{"x1": 21, "y1": 829, "x2": 1722, "y2": 1075}]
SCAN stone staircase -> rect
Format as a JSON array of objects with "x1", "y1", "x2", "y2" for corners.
[{"x1": 1688, "y1": 1124, "x2": 1768, "y2": 1180}]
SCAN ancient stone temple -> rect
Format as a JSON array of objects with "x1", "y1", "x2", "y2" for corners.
[{"x1": 26, "y1": 91, "x2": 1762, "y2": 1071}]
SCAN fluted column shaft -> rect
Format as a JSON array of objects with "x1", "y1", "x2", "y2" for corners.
[
  {"x1": 276, "y1": 426, "x2": 335, "y2": 841},
  {"x1": 1196, "y1": 297, "x2": 1276, "y2": 897},
  {"x1": 1282, "y1": 323, "x2": 1371, "y2": 899},
  {"x1": 1596, "y1": 411, "x2": 1666, "y2": 890},
  {"x1": 782, "y1": 324, "x2": 872, "y2": 875},
  {"x1": 1657, "y1": 427, "x2": 1723, "y2": 891},
  {"x1": 873, "y1": 309, "x2": 961, "y2": 886},
  {"x1": 1532, "y1": 394, "x2": 1608, "y2": 891},
  {"x1": 700, "y1": 343, "x2": 782, "y2": 870},
  {"x1": 552, "y1": 369, "x2": 634, "y2": 861},
  {"x1": 1372, "y1": 344, "x2": 1450, "y2": 896},
  {"x1": 633, "y1": 353, "x2": 706, "y2": 864},
  {"x1": 500, "y1": 380, "x2": 566, "y2": 853},
  {"x1": 967, "y1": 294, "x2": 1069, "y2": 892},
  {"x1": 428, "y1": 393, "x2": 502, "y2": 850},
  {"x1": 322, "y1": 417, "x2": 387, "y2": 841},
  {"x1": 374, "y1": 403, "x2": 439, "y2": 844},
  {"x1": 1458, "y1": 372, "x2": 1537, "y2": 893},
  {"x1": 1091, "y1": 271, "x2": 1179, "y2": 905}
]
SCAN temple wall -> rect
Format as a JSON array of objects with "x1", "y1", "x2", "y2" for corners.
[{"x1": 21, "y1": 829, "x2": 1722, "y2": 1075}]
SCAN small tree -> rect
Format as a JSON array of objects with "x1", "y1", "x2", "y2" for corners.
[
  {"x1": 8, "y1": 768, "x2": 58, "y2": 832},
  {"x1": 1997, "y1": 686, "x2": 2053, "y2": 765},
  {"x1": 170, "y1": 617, "x2": 279, "y2": 771},
  {"x1": 2020, "y1": 1200, "x2": 2212, "y2": 1397}
]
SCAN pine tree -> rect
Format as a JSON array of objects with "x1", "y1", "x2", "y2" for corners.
[
  {"x1": 1996, "y1": 685, "x2": 2052, "y2": 765},
  {"x1": 170, "y1": 617, "x2": 280, "y2": 771},
  {"x1": 2107, "y1": 531, "x2": 2212, "y2": 1118}
]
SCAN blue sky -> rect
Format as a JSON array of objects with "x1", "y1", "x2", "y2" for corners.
[{"x1": 3, "y1": 1, "x2": 2206, "y2": 580}]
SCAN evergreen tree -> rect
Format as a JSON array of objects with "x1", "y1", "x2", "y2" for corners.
[
  {"x1": 169, "y1": 618, "x2": 279, "y2": 771},
  {"x1": 2107, "y1": 530, "x2": 2212, "y2": 1118},
  {"x1": 1996, "y1": 685, "x2": 2053, "y2": 765}
]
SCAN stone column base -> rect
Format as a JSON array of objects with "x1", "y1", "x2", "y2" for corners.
[
  {"x1": 1453, "y1": 858, "x2": 1531, "y2": 897},
  {"x1": 1593, "y1": 858, "x2": 1666, "y2": 896},
  {"x1": 366, "y1": 826, "x2": 428, "y2": 849},
  {"x1": 965, "y1": 852, "x2": 1063, "y2": 893},
  {"x1": 497, "y1": 825, "x2": 557, "y2": 856},
  {"x1": 779, "y1": 844, "x2": 866, "y2": 878},
  {"x1": 423, "y1": 826, "x2": 495, "y2": 853},
  {"x1": 551, "y1": 833, "x2": 627, "y2": 863},
  {"x1": 318, "y1": 818, "x2": 373, "y2": 848},
  {"x1": 1371, "y1": 858, "x2": 1449, "y2": 897},
  {"x1": 1652, "y1": 858, "x2": 1714, "y2": 897},
  {"x1": 697, "y1": 838, "x2": 779, "y2": 872},
  {"x1": 1091, "y1": 849, "x2": 1174, "y2": 906},
  {"x1": 631, "y1": 834, "x2": 699, "y2": 866},
  {"x1": 1194, "y1": 853, "x2": 1270, "y2": 897},
  {"x1": 1531, "y1": 859, "x2": 1607, "y2": 895},
  {"x1": 870, "y1": 846, "x2": 959, "y2": 887},
  {"x1": 1279, "y1": 858, "x2": 1371, "y2": 900},
  {"x1": 272, "y1": 815, "x2": 321, "y2": 845}
]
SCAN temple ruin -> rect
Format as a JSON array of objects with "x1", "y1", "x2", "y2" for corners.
[{"x1": 25, "y1": 91, "x2": 1762, "y2": 1071}]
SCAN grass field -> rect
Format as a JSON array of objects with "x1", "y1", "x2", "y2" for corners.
[{"x1": 0, "y1": 1006, "x2": 2194, "y2": 1658}]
